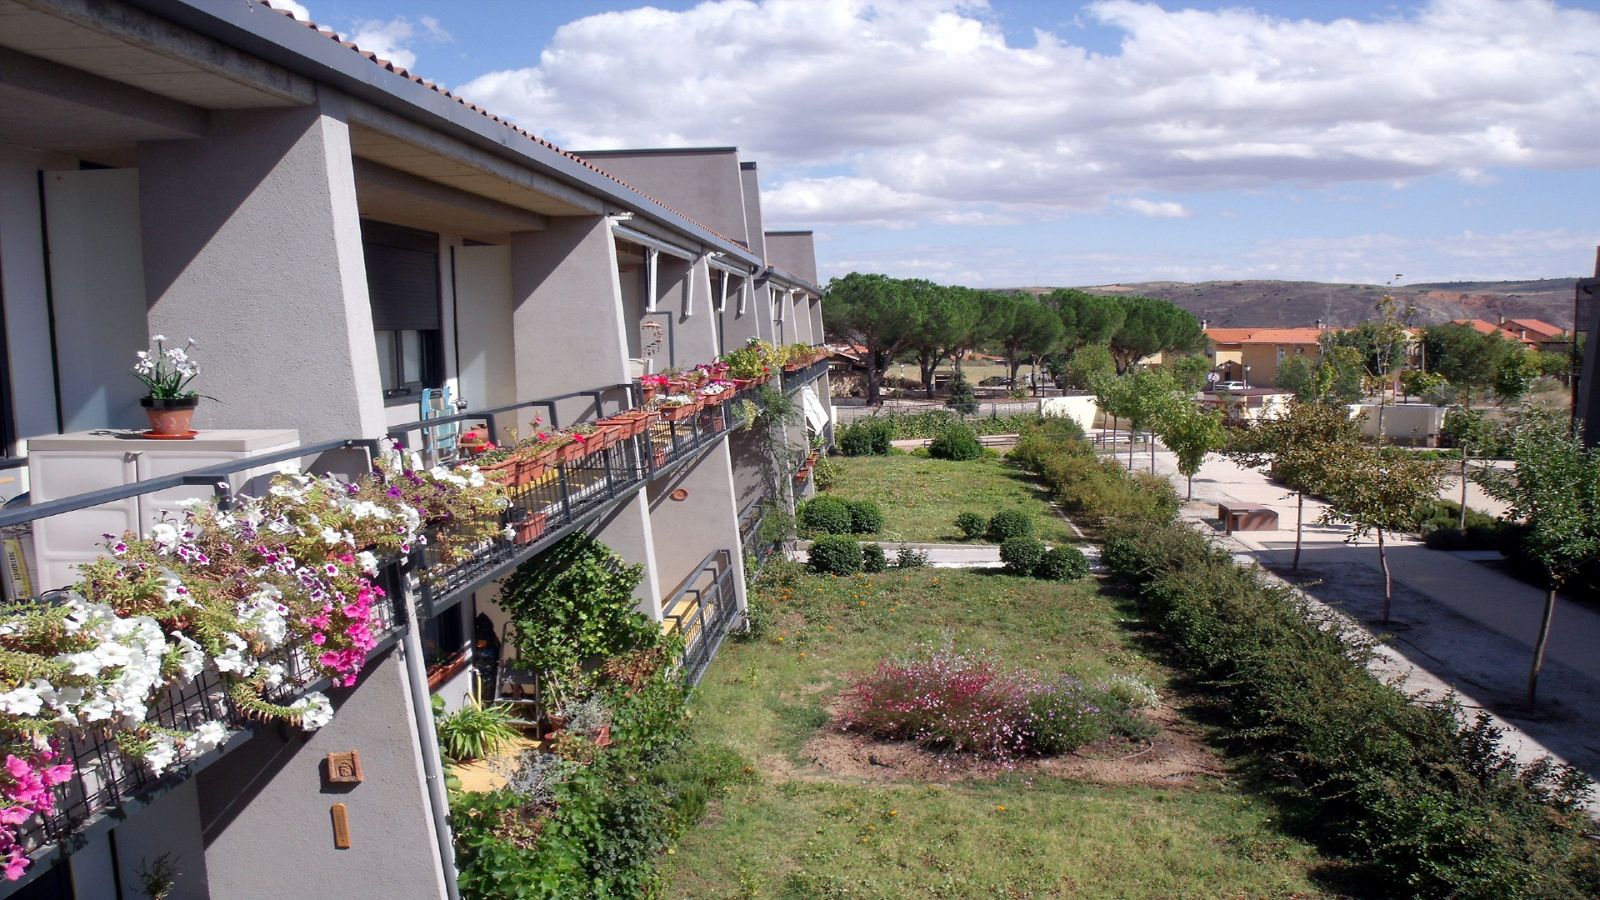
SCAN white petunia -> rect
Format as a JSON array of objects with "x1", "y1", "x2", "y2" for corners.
[
  {"x1": 171, "y1": 633, "x2": 206, "y2": 679},
  {"x1": 295, "y1": 693, "x2": 335, "y2": 731},
  {"x1": 184, "y1": 721, "x2": 228, "y2": 756},
  {"x1": 321, "y1": 526, "x2": 341, "y2": 545},
  {"x1": 0, "y1": 682, "x2": 44, "y2": 717},
  {"x1": 148, "y1": 522, "x2": 180, "y2": 551},
  {"x1": 143, "y1": 735, "x2": 177, "y2": 774},
  {"x1": 356, "y1": 551, "x2": 379, "y2": 576}
]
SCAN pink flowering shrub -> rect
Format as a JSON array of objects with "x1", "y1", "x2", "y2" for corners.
[
  {"x1": 837, "y1": 650, "x2": 1035, "y2": 758},
  {"x1": 837, "y1": 650, "x2": 1146, "y2": 760}
]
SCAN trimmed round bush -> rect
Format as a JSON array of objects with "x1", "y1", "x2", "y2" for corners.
[
  {"x1": 1034, "y1": 546, "x2": 1089, "y2": 582},
  {"x1": 954, "y1": 512, "x2": 987, "y2": 541},
  {"x1": 928, "y1": 424, "x2": 982, "y2": 461},
  {"x1": 999, "y1": 536, "x2": 1046, "y2": 576},
  {"x1": 797, "y1": 496, "x2": 851, "y2": 535},
  {"x1": 808, "y1": 535, "x2": 863, "y2": 575},
  {"x1": 986, "y1": 509, "x2": 1034, "y2": 543},
  {"x1": 838, "y1": 419, "x2": 893, "y2": 456},
  {"x1": 847, "y1": 499, "x2": 884, "y2": 534},
  {"x1": 862, "y1": 543, "x2": 887, "y2": 573}
]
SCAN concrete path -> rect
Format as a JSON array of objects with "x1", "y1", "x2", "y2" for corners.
[
  {"x1": 789, "y1": 540, "x2": 1002, "y2": 568},
  {"x1": 1119, "y1": 438, "x2": 1600, "y2": 810}
]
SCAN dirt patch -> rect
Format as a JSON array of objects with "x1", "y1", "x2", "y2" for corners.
[{"x1": 790, "y1": 704, "x2": 1228, "y2": 787}]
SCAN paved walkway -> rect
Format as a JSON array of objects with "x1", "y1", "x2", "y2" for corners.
[
  {"x1": 1118, "y1": 438, "x2": 1600, "y2": 811},
  {"x1": 789, "y1": 540, "x2": 1002, "y2": 568}
]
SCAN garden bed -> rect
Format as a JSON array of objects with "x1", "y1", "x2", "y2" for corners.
[
  {"x1": 660, "y1": 567, "x2": 1335, "y2": 897},
  {"x1": 827, "y1": 454, "x2": 1077, "y2": 543}
]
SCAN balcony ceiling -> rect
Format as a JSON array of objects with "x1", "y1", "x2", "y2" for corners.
[
  {"x1": 350, "y1": 125, "x2": 595, "y2": 219},
  {"x1": 0, "y1": 0, "x2": 306, "y2": 109}
]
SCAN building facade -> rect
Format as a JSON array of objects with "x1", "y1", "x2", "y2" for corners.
[{"x1": 0, "y1": 1, "x2": 829, "y2": 896}]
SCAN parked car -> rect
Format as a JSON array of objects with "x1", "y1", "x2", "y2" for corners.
[{"x1": 1211, "y1": 381, "x2": 1248, "y2": 392}]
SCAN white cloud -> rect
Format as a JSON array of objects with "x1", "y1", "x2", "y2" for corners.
[
  {"x1": 343, "y1": 15, "x2": 453, "y2": 71},
  {"x1": 455, "y1": 0, "x2": 1600, "y2": 227},
  {"x1": 1117, "y1": 198, "x2": 1190, "y2": 218},
  {"x1": 268, "y1": 0, "x2": 311, "y2": 21}
]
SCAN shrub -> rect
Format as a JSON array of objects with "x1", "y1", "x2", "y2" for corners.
[
  {"x1": 436, "y1": 698, "x2": 522, "y2": 763},
  {"x1": 797, "y1": 496, "x2": 851, "y2": 535},
  {"x1": 999, "y1": 536, "x2": 1046, "y2": 576},
  {"x1": 837, "y1": 418, "x2": 893, "y2": 456},
  {"x1": 847, "y1": 499, "x2": 885, "y2": 534},
  {"x1": 928, "y1": 424, "x2": 982, "y2": 460},
  {"x1": 1100, "y1": 514, "x2": 1600, "y2": 897},
  {"x1": 946, "y1": 371, "x2": 978, "y2": 415},
  {"x1": 986, "y1": 509, "x2": 1034, "y2": 542},
  {"x1": 861, "y1": 543, "x2": 887, "y2": 573},
  {"x1": 895, "y1": 545, "x2": 930, "y2": 568},
  {"x1": 499, "y1": 536, "x2": 658, "y2": 680},
  {"x1": 954, "y1": 511, "x2": 988, "y2": 540},
  {"x1": 1034, "y1": 546, "x2": 1089, "y2": 582},
  {"x1": 837, "y1": 649, "x2": 1032, "y2": 758},
  {"x1": 808, "y1": 535, "x2": 863, "y2": 575},
  {"x1": 1096, "y1": 673, "x2": 1159, "y2": 711},
  {"x1": 1027, "y1": 676, "x2": 1109, "y2": 754},
  {"x1": 812, "y1": 455, "x2": 842, "y2": 490}
]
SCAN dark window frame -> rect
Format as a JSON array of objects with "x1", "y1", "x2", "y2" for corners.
[{"x1": 361, "y1": 220, "x2": 444, "y2": 402}]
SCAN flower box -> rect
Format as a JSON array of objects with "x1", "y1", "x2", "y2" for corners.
[
  {"x1": 659, "y1": 403, "x2": 696, "y2": 423},
  {"x1": 513, "y1": 511, "x2": 549, "y2": 546}
]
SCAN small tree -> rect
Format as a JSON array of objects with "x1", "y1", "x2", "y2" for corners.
[
  {"x1": 946, "y1": 370, "x2": 978, "y2": 416},
  {"x1": 1475, "y1": 411, "x2": 1600, "y2": 706},
  {"x1": 1157, "y1": 403, "x2": 1226, "y2": 500},
  {"x1": 1118, "y1": 368, "x2": 1183, "y2": 472},
  {"x1": 1226, "y1": 400, "x2": 1364, "y2": 570},
  {"x1": 1318, "y1": 447, "x2": 1446, "y2": 624}
]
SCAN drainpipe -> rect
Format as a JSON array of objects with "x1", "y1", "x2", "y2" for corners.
[{"x1": 400, "y1": 587, "x2": 463, "y2": 900}]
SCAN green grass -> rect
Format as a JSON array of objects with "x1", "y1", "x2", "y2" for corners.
[
  {"x1": 659, "y1": 569, "x2": 1333, "y2": 898},
  {"x1": 828, "y1": 455, "x2": 1077, "y2": 544}
]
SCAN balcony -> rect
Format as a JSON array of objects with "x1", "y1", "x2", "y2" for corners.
[
  {"x1": 0, "y1": 440, "x2": 410, "y2": 889},
  {"x1": 660, "y1": 549, "x2": 741, "y2": 686},
  {"x1": 780, "y1": 358, "x2": 829, "y2": 393},
  {"x1": 388, "y1": 382, "x2": 753, "y2": 620}
]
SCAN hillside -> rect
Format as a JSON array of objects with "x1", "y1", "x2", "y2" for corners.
[{"x1": 1016, "y1": 279, "x2": 1581, "y2": 330}]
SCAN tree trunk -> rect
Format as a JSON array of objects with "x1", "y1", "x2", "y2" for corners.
[
  {"x1": 920, "y1": 355, "x2": 937, "y2": 399},
  {"x1": 865, "y1": 361, "x2": 881, "y2": 406},
  {"x1": 1293, "y1": 491, "x2": 1303, "y2": 571},
  {"x1": 1377, "y1": 527, "x2": 1392, "y2": 624},
  {"x1": 1187, "y1": 473, "x2": 1194, "y2": 501},
  {"x1": 1008, "y1": 353, "x2": 1022, "y2": 386},
  {"x1": 1528, "y1": 586, "x2": 1557, "y2": 707},
  {"x1": 1150, "y1": 433, "x2": 1156, "y2": 474},
  {"x1": 1129, "y1": 422, "x2": 1136, "y2": 471},
  {"x1": 1458, "y1": 451, "x2": 1468, "y2": 530}
]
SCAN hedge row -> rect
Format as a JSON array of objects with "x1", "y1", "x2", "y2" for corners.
[
  {"x1": 1007, "y1": 419, "x2": 1179, "y2": 530},
  {"x1": 1101, "y1": 519, "x2": 1599, "y2": 897},
  {"x1": 1008, "y1": 420, "x2": 1598, "y2": 897}
]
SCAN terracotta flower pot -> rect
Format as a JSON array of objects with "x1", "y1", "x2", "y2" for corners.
[
  {"x1": 513, "y1": 511, "x2": 548, "y2": 546},
  {"x1": 556, "y1": 439, "x2": 586, "y2": 463},
  {"x1": 141, "y1": 396, "x2": 198, "y2": 436},
  {"x1": 660, "y1": 404, "x2": 695, "y2": 423}
]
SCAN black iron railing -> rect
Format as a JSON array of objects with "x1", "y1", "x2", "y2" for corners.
[
  {"x1": 391, "y1": 381, "x2": 755, "y2": 619},
  {"x1": 0, "y1": 443, "x2": 408, "y2": 892},
  {"x1": 661, "y1": 548, "x2": 741, "y2": 686},
  {"x1": 781, "y1": 358, "x2": 829, "y2": 393}
]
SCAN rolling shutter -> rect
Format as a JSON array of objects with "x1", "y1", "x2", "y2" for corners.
[{"x1": 362, "y1": 220, "x2": 440, "y2": 331}]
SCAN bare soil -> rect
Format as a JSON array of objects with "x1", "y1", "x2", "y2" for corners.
[{"x1": 784, "y1": 704, "x2": 1228, "y2": 788}]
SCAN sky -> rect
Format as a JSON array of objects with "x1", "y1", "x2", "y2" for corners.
[{"x1": 271, "y1": 0, "x2": 1600, "y2": 288}]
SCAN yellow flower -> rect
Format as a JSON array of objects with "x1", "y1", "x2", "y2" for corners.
[
  {"x1": 888, "y1": 809, "x2": 898, "y2": 817},
  {"x1": 995, "y1": 804, "x2": 1006, "y2": 812}
]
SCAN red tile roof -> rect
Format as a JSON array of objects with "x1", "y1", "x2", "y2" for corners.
[
  {"x1": 1205, "y1": 327, "x2": 1325, "y2": 345},
  {"x1": 1450, "y1": 319, "x2": 1568, "y2": 347},
  {"x1": 258, "y1": 2, "x2": 750, "y2": 255}
]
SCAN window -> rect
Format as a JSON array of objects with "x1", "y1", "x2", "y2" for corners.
[{"x1": 362, "y1": 221, "x2": 442, "y2": 399}]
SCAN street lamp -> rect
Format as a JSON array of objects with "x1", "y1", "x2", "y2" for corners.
[{"x1": 1243, "y1": 365, "x2": 1252, "y2": 388}]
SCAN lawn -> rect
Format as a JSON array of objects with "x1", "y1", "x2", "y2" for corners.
[
  {"x1": 827, "y1": 454, "x2": 1077, "y2": 544},
  {"x1": 658, "y1": 568, "x2": 1336, "y2": 898}
]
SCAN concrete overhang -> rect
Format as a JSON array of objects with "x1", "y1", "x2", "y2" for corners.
[
  {"x1": 0, "y1": 0, "x2": 312, "y2": 107},
  {"x1": 353, "y1": 159, "x2": 547, "y2": 243},
  {"x1": 118, "y1": 0, "x2": 764, "y2": 270},
  {"x1": 0, "y1": 43, "x2": 206, "y2": 160},
  {"x1": 759, "y1": 266, "x2": 823, "y2": 297}
]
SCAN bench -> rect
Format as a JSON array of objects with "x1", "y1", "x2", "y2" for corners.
[{"x1": 1217, "y1": 503, "x2": 1278, "y2": 534}]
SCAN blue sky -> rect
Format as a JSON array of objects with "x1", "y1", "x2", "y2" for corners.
[{"x1": 276, "y1": 0, "x2": 1600, "y2": 287}]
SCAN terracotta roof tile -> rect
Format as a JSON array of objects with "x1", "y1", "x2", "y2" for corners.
[
  {"x1": 260, "y1": 2, "x2": 754, "y2": 256},
  {"x1": 1205, "y1": 327, "x2": 1326, "y2": 345}
]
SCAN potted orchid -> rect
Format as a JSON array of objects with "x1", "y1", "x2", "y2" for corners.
[{"x1": 132, "y1": 336, "x2": 210, "y2": 437}]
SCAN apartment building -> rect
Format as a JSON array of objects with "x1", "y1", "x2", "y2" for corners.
[{"x1": 0, "y1": 1, "x2": 829, "y2": 897}]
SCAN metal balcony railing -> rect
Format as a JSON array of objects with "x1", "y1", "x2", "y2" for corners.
[
  {"x1": 661, "y1": 548, "x2": 741, "y2": 686},
  {"x1": 389, "y1": 380, "x2": 757, "y2": 619},
  {"x1": 780, "y1": 358, "x2": 829, "y2": 393},
  {"x1": 0, "y1": 441, "x2": 409, "y2": 890}
]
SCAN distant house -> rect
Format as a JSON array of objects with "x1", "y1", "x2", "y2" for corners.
[
  {"x1": 1451, "y1": 317, "x2": 1571, "y2": 355},
  {"x1": 1203, "y1": 325, "x2": 1327, "y2": 386}
]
